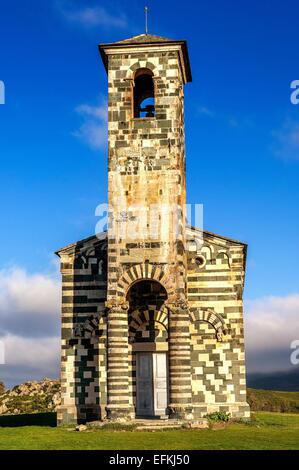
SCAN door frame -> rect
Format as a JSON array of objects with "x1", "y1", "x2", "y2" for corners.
[{"x1": 136, "y1": 351, "x2": 169, "y2": 418}]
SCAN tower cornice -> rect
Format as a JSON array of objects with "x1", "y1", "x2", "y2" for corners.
[{"x1": 99, "y1": 36, "x2": 192, "y2": 84}]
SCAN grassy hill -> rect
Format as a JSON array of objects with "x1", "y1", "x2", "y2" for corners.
[
  {"x1": 247, "y1": 389, "x2": 299, "y2": 413},
  {"x1": 0, "y1": 379, "x2": 60, "y2": 415}
]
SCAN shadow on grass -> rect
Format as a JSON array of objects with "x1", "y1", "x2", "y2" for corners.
[{"x1": 0, "y1": 412, "x2": 56, "y2": 427}]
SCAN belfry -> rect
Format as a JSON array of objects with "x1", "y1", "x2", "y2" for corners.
[{"x1": 56, "y1": 33, "x2": 250, "y2": 424}]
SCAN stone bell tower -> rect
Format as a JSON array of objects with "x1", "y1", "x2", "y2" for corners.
[{"x1": 99, "y1": 34, "x2": 193, "y2": 420}]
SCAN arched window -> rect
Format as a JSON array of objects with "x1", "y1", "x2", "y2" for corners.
[{"x1": 133, "y1": 68, "x2": 155, "y2": 118}]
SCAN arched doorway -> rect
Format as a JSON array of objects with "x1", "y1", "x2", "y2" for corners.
[{"x1": 126, "y1": 280, "x2": 169, "y2": 418}]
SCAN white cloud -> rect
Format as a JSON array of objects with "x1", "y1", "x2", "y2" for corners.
[
  {"x1": 0, "y1": 265, "x2": 61, "y2": 386},
  {"x1": 75, "y1": 104, "x2": 106, "y2": 120},
  {"x1": 244, "y1": 294, "x2": 299, "y2": 372},
  {"x1": 245, "y1": 294, "x2": 299, "y2": 352},
  {"x1": 0, "y1": 266, "x2": 60, "y2": 338},
  {"x1": 73, "y1": 100, "x2": 107, "y2": 150},
  {"x1": 2, "y1": 334, "x2": 60, "y2": 370},
  {"x1": 0, "y1": 266, "x2": 60, "y2": 317},
  {"x1": 58, "y1": 2, "x2": 127, "y2": 29},
  {"x1": 0, "y1": 335, "x2": 60, "y2": 387},
  {"x1": 272, "y1": 120, "x2": 299, "y2": 160}
]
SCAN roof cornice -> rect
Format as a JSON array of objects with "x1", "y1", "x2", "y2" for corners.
[{"x1": 98, "y1": 38, "x2": 192, "y2": 83}]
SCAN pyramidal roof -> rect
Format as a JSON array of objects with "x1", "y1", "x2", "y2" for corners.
[{"x1": 114, "y1": 33, "x2": 172, "y2": 45}]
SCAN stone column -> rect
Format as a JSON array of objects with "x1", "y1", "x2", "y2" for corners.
[
  {"x1": 167, "y1": 300, "x2": 193, "y2": 420},
  {"x1": 105, "y1": 301, "x2": 133, "y2": 420}
]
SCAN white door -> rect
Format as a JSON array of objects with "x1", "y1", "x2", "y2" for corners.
[
  {"x1": 136, "y1": 353, "x2": 168, "y2": 417},
  {"x1": 153, "y1": 353, "x2": 168, "y2": 416}
]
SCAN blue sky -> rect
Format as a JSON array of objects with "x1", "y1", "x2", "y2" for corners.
[{"x1": 0, "y1": 0, "x2": 299, "y2": 385}]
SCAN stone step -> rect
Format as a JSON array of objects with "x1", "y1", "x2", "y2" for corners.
[
  {"x1": 88, "y1": 418, "x2": 209, "y2": 430},
  {"x1": 133, "y1": 420, "x2": 183, "y2": 427},
  {"x1": 135, "y1": 424, "x2": 183, "y2": 432},
  {"x1": 185, "y1": 419, "x2": 209, "y2": 429}
]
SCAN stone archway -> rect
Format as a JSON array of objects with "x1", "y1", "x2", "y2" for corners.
[
  {"x1": 106, "y1": 267, "x2": 194, "y2": 421},
  {"x1": 126, "y1": 61, "x2": 159, "y2": 80},
  {"x1": 190, "y1": 308, "x2": 228, "y2": 341},
  {"x1": 126, "y1": 279, "x2": 169, "y2": 418},
  {"x1": 128, "y1": 305, "x2": 168, "y2": 344},
  {"x1": 116, "y1": 263, "x2": 175, "y2": 301}
]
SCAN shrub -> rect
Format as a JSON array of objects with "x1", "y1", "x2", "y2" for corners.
[{"x1": 205, "y1": 411, "x2": 230, "y2": 422}]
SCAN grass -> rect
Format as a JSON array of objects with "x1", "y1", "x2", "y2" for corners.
[{"x1": 0, "y1": 412, "x2": 299, "y2": 450}]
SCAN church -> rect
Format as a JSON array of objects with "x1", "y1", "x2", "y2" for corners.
[{"x1": 56, "y1": 33, "x2": 250, "y2": 424}]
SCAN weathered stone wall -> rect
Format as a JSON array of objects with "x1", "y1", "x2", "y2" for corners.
[
  {"x1": 186, "y1": 228, "x2": 250, "y2": 418},
  {"x1": 57, "y1": 236, "x2": 108, "y2": 424},
  {"x1": 105, "y1": 42, "x2": 192, "y2": 419},
  {"x1": 106, "y1": 48, "x2": 187, "y2": 301},
  {"x1": 57, "y1": 228, "x2": 250, "y2": 423}
]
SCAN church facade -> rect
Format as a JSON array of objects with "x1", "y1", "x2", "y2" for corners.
[{"x1": 56, "y1": 34, "x2": 250, "y2": 424}]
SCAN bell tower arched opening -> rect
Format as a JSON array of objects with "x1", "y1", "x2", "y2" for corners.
[{"x1": 133, "y1": 68, "x2": 155, "y2": 118}]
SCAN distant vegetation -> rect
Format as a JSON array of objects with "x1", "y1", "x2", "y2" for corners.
[
  {"x1": 0, "y1": 379, "x2": 60, "y2": 415},
  {"x1": 247, "y1": 389, "x2": 299, "y2": 413}
]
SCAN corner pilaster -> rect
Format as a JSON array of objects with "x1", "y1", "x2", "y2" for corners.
[
  {"x1": 166, "y1": 300, "x2": 193, "y2": 420},
  {"x1": 105, "y1": 300, "x2": 134, "y2": 420}
]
